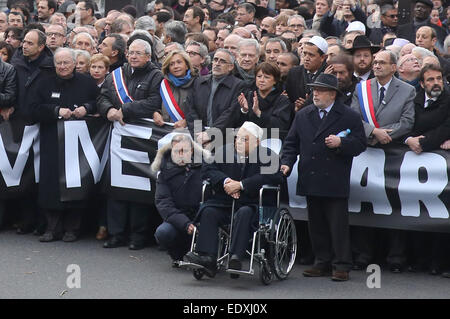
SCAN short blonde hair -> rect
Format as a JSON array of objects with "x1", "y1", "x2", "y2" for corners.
[
  {"x1": 90, "y1": 53, "x2": 110, "y2": 70},
  {"x1": 161, "y1": 50, "x2": 196, "y2": 76}
]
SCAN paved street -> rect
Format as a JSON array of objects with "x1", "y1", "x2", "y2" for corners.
[{"x1": 1, "y1": 230, "x2": 450, "y2": 299}]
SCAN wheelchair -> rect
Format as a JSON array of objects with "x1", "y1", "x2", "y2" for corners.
[{"x1": 179, "y1": 181, "x2": 297, "y2": 285}]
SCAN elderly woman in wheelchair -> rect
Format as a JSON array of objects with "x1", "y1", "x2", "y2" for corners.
[{"x1": 184, "y1": 122, "x2": 291, "y2": 282}]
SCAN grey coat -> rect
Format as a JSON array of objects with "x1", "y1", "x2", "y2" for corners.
[{"x1": 350, "y1": 76, "x2": 416, "y2": 142}]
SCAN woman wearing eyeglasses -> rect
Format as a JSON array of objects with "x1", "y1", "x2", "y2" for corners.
[
  {"x1": 237, "y1": 62, "x2": 293, "y2": 132},
  {"x1": 156, "y1": 50, "x2": 196, "y2": 128}
]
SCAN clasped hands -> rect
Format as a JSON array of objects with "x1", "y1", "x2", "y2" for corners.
[
  {"x1": 224, "y1": 178, "x2": 242, "y2": 199},
  {"x1": 106, "y1": 107, "x2": 125, "y2": 125},
  {"x1": 59, "y1": 105, "x2": 87, "y2": 120}
]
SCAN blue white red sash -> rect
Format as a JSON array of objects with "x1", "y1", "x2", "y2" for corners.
[
  {"x1": 112, "y1": 67, "x2": 134, "y2": 104},
  {"x1": 356, "y1": 79, "x2": 379, "y2": 128},
  {"x1": 160, "y1": 79, "x2": 185, "y2": 122}
]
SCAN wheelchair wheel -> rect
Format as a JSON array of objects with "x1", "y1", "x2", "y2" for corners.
[
  {"x1": 259, "y1": 260, "x2": 272, "y2": 285},
  {"x1": 193, "y1": 269, "x2": 204, "y2": 280},
  {"x1": 269, "y1": 208, "x2": 297, "y2": 280}
]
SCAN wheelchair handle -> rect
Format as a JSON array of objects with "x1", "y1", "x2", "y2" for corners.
[{"x1": 259, "y1": 185, "x2": 280, "y2": 208}]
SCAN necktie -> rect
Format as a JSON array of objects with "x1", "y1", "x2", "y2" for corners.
[
  {"x1": 320, "y1": 109, "x2": 327, "y2": 120},
  {"x1": 379, "y1": 87, "x2": 385, "y2": 105},
  {"x1": 425, "y1": 99, "x2": 433, "y2": 108}
]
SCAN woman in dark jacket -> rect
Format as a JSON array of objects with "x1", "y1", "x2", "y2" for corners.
[
  {"x1": 237, "y1": 62, "x2": 294, "y2": 133},
  {"x1": 151, "y1": 134, "x2": 209, "y2": 266},
  {"x1": 155, "y1": 50, "x2": 196, "y2": 128}
]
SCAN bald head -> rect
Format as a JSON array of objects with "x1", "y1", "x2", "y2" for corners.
[{"x1": 224, "y1": 34, "x2": 243, "y2": 58}]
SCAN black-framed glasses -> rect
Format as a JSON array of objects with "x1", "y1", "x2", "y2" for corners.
[{"x1": 212, "y1": 57, "x2": 231, "y2": 65}]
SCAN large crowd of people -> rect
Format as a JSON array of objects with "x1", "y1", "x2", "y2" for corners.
[{"x1": 0, "y1": 0, "x2": 450, "y2": 282}]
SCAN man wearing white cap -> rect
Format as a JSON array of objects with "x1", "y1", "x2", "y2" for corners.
[
  {"x1": 286, "y1": 35, "x2": 328, "y2": 112},
  {"x1": 185, "y1": 122, "x2": 282, "y2": 277}
]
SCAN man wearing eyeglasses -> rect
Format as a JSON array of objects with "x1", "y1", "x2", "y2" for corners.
[
  {"x1": 45, "y1": 24, "x2": 67, "y2": 53},
  {"x1": 75, "y1": 0, "x2": 97, "y2": 27},
  {"x1": 97, "y1": 39, "x2": 163, "y2": 250},
  {"x1": 288, "y1": 15, "x2": 306, "y2": 41},
  {"x1": 368, "y1": 4, "x2": 398, "y2": 45},
  {"x1": 186, "y1": 48, "x2": 244, "y2": 146}
]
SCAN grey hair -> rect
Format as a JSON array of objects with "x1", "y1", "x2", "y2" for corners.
[
  {"x1": 186, "y1": 40, "x2": 211, "y2": 66},
  {"x1": 130, "y1": 29, "x2": 152, "y2": 39},
  {"x1": 54, "y1": 47, "x2": 77, "y2": 63},
  {"x1": 135, "y1": 16, "x2": 156, "y2": 32},
  {"x1": 288, "y1": 15, "x2": 306, "y2": 26},
  {"x1": 166, "y1": 42, "x2": 184, "y2": 51},
  {"x1": 412, "y1": 46, "x2": 435, "y2": 59},
  {"x1": 74, "y1": 49, "x2": 91, "y2": 63},
  {"x1": 444, "y1": 35, "x2": 450, "y2": 55},
  {"x1": 215, "y1": 48, "x2": 235, "y2": 65},
  {"x1": 265, "y1": 37, "x2": 287, "y2": 52},
  {"x1": 130, "y1": 39, "x2": 152, "y2": 55},
  {"x1": 238, "y1": 38, "x2": 260, "y2": 54},
  {"x1": 72, "y1": 32, "x2": 95, "y2": 48},
  {"x1": 164, "y1": 20, "x2": 187, "y2": 44}
]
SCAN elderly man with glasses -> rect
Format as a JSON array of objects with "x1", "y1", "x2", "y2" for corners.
[
  {"x1": 97, "y1": 39, "x2": 164, "y2": 250},
  {"x1": 186, "y1": 48, "x2": 245, "y2": 146}
]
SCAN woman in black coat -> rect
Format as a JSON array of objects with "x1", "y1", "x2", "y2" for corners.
[
  {"x1": 237, "y1": 62, "x2": 294, "y2": 133},
  {"x1": 30, "y1": 48, "x2": 99, "y2": 243}
]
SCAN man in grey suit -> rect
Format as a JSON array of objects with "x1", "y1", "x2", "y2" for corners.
[
  {"x1": 350, "y1": 50, "x2": 416, "y2": 273},
  {"x1": 351, "y1": 50, "x2": 416, "y2": 146}
]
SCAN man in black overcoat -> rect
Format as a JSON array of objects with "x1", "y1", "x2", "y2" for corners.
[{"x1": 280, "y1": 73, "x2": 366, "y2": 281}]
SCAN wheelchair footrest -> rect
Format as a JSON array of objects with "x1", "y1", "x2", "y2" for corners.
[
  {"x1": 226, "y1": 268, "x2": 254, "y2": 276},
  {"x1": 178, "y1": 261, "x2": 204, "y2": 270}
]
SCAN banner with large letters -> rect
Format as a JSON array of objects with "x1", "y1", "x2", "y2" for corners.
[{"x1": 1, "y1": 117, "x2": 450, "y2": 232}]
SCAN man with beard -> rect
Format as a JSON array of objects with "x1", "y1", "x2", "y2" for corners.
[
  {"x1": 348, "y1": 35, "x2": 379, "y2": 83},
  {"x1": 324, "y1": 54, "x2": 357, "y2": 106},
  {"x1": 404, "y1": 64, "x2": 450, "y2": 276}
]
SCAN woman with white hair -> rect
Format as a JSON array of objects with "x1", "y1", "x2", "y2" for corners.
[{"x1": 74, "y1": 49, "x2": 90, "y2": 74}]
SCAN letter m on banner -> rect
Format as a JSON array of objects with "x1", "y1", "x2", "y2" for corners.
[{"x1": 58, "y1": 118, "x2": 111, "y2": 201}]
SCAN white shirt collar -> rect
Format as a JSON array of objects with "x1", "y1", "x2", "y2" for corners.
[
  {"x1": 317, "y1": 102, "x2": 334, "y2": 117},
  {"x1": 355, "y1": 71, "x2": 371, "y2": 81},
  {"x1": 424, "y1": 91, "x2": 438, "y2": 108},
  {"x1": 377, "y1": 77, "x2": 393, "y2": 93}
]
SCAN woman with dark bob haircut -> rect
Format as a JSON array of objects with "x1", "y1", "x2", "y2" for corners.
[
  {"x1": 237, "y1": 62, "x2": 294, "y2": 132},
  {"x1": 0, "y1": 41, "x2": 14, "y2": 63}
]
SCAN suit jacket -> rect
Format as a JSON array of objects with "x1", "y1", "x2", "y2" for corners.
[
  {"x1": 281, "y1": 100, "x2": 366, "y2": 198},
  {"x1": 350, "y1": 76, "x2": 416, "y2": 141},
  {"x1": 410, "y1": 88, "x2": 450, "y2": 151},
  {"x1": 285, "y1": 63, "x2": 327, "y2": 104}
]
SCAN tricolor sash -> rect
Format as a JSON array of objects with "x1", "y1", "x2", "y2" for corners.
[
  {"x1": 112, "y1": 67, "x2": 134, "y2": 104},
  {"x1": 356, "y1": 79, "x2": 379, "y2": 128},
  {"x1": 160, "y1": 79, "x2": 185, "y2": 122}
]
